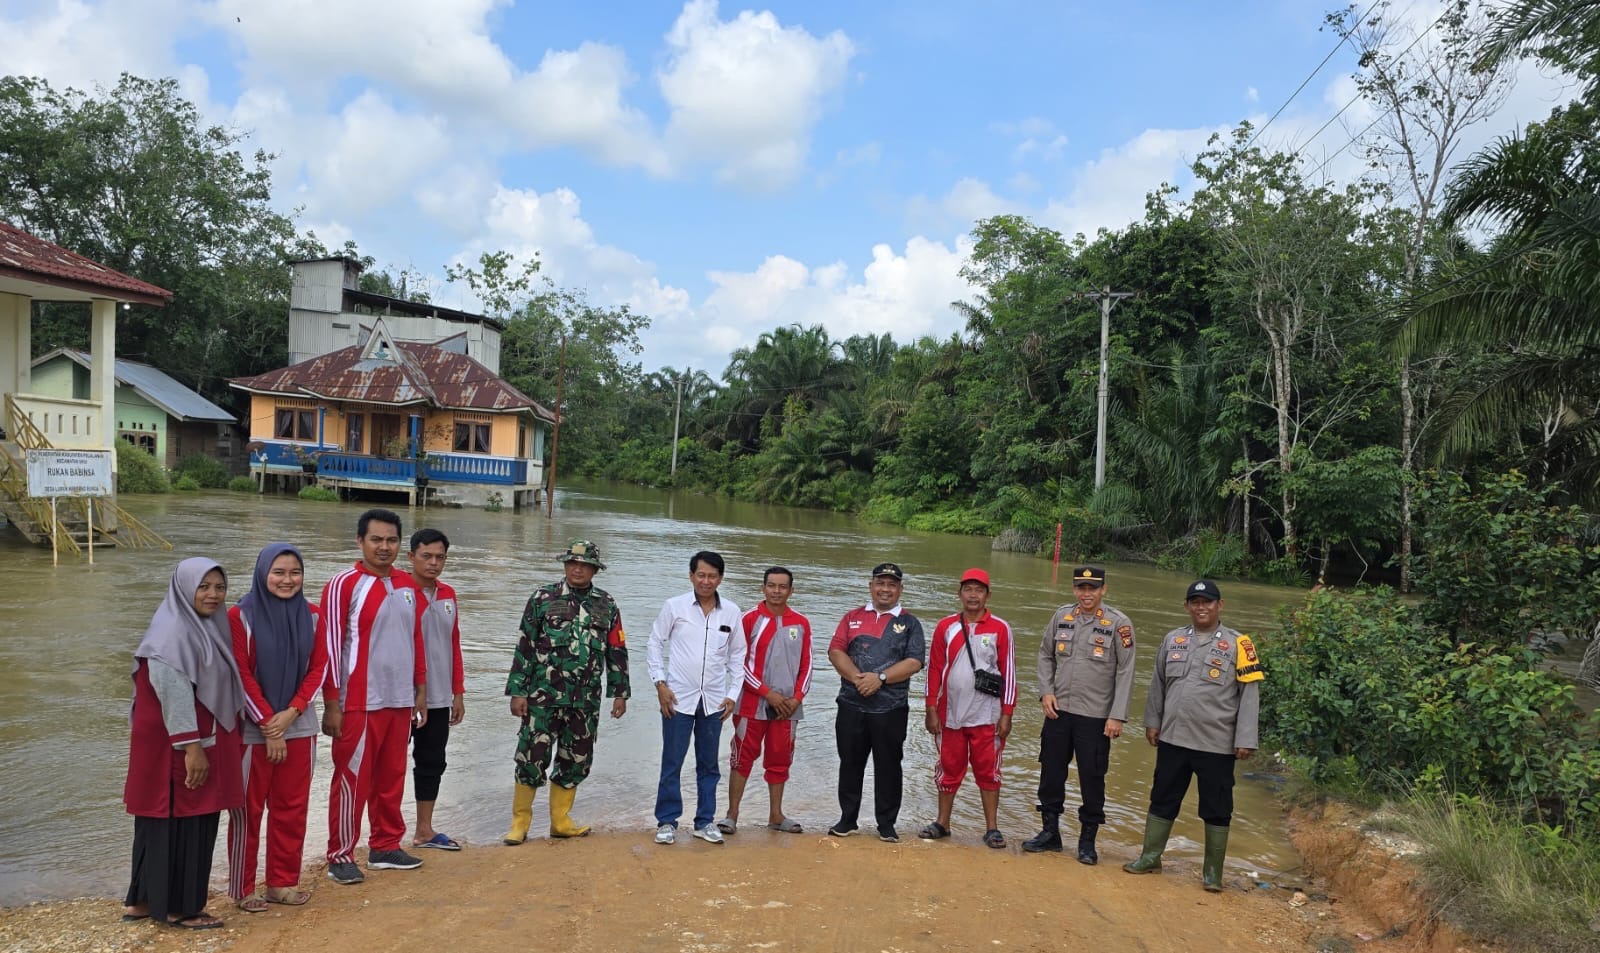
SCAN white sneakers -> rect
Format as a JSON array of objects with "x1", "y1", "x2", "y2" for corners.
[
  {"x1": 655, "y1": 824, "x2": 675, "y2": 845},
  {"x1": 692, "y1": 826, "x2": 725, "y2": 845},
  {"x1": 654, "y1": 823, "x2": 726, "y2": 845}
]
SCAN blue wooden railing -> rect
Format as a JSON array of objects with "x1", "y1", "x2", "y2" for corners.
[{"x1": 254, "y1": 440, "x2": 534, "y2": 487}]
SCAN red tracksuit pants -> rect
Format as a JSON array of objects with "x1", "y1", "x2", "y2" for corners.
[
  {"x1": 327, "y1": 708, "x2": 411, "y2": 863},
  {"x1": 228, "y1": 736, "x2": 314, "y2": 897}
]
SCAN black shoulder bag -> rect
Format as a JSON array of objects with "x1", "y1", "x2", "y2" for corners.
[{"x1": 960, "y1": 620, "x2": 1005, "y2": 697}]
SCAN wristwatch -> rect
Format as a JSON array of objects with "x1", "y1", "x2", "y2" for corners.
[{"x1": 876, "y1": 671, "x2": 887, "y2": 683}]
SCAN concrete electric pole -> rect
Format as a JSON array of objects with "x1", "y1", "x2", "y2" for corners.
[
  {"x1": 670, "y1": 372, "x2": 685, "y2": 477},
  {"x1": 1076, "y1": 287, "x2": 1135, "y2": 491}
]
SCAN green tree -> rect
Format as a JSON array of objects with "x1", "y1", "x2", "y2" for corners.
[{"x1": 0, "y1": 73, "x2": 297, "y2": 401}]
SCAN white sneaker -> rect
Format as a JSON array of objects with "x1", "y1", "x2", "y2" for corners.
[
  {"x1": 692, "y1": 826, "x2": 725, "y2": 845},
  {"x1": 654, "y1": 824, "x2": 676, "y2": 845}
]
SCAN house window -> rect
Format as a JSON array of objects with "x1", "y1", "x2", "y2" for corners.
[
  {"x1": 275, "y1": 408, "x2": 318, "y2": 441},
  {"x1": 346, "y1": 414, "x2": 365, "y2": 453},
  {"x1": 120, "y1": 432, "x2": 156, "y2": 455},
  {"x1": 454, "y1": 422, "x2": 491, "y2": 454}
]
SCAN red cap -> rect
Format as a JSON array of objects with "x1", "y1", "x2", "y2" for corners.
[{"x1": 959, "y1": 568, "x2": 990, "y2": 589}]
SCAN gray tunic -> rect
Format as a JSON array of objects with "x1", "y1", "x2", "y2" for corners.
[
  {"x1": 419, "y1": 586, "x2": 459, "y2": 710},
  {"x1": 1036, "y1": 603, "x2": 1137, "y2": 721},
  {"x1": 1142, "y1": 623, "x2": 1262, "y2": 755}
]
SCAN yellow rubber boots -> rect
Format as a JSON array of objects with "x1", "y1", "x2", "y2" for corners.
[
  {"x1": 549, "y1": 784, "x2": 591, "y2": 838},
  {"x1": 503, "y1": 783, "x2": 537, "y2": 845}
]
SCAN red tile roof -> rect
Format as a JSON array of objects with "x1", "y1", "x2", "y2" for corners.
[
  {"x1": 0, "y1": 221, "x2": 172, "y2": 304},
  {"x1": 230, "y1": 341, "x2": 556, "y2": 422}
]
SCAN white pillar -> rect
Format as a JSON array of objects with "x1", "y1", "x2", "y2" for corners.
[
  {"x1": 90, "y1": 298, "x2": 116, "y2": 456},
  {"x1": 1, "y1": 292, "x2": 31, "y2": 399}
]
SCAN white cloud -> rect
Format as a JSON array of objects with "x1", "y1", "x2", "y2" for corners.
[
  {"x1": 507, "y1": 43, "x2": 668, "y2": 174},
  {"x1": 694, "y1": 236, "x2": 976, "y2": 363},
  {"x1": 1246, "y1": 86, "x2": 1260, "y2": 103},
  {"x1": 1, "y1": 0, "x2": 192, "y2": 91},
  {"x1": 906, "y1": 177, "x2": 1025, "y2": 236},
  {"x1": 1042, "y1": 125, "x2": 1224, "y2": 237},
  {"x1": 658, "y1": 0, "x2": 855, "y2": 190}
]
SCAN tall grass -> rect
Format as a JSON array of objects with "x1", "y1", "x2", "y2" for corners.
[{"x1": 1397, "y1": 792, "x2": 1600, "y2": 952}]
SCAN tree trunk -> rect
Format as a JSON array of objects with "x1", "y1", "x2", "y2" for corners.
[
  {"x1": 1269, "y1": 322, "x2": 1297, "y2": 560},
  {"x1": 1398, "y1": 358, "x2": 1415, "y2": 592}
]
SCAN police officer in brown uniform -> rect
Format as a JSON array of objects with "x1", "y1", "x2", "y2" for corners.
[
  {"x1": 1123, "y1": 579, "x2": 1263, "y2": 891},
  {"x1": 1022, "y1": 566, "x2": 1136, "y2": 864}
]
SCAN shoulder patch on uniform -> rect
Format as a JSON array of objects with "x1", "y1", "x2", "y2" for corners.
[
  {"x1": 1235, "y1": 634, "x2": 1264, "y2": 682},
  {"x1": 1117, "y1": 624, "x2": 1133, "y2": 649}
]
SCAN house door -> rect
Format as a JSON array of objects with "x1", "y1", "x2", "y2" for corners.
[
  {"x1": 346, "y1": 413, "x2": 365, "y2": 453},
  {"x1": 372, "y1": 413, "x2": 404, "y2": 456}
]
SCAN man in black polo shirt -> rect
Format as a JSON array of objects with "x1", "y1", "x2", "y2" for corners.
[{"x1": 826, "y1": 563, "x2": 927, "y2": 842}]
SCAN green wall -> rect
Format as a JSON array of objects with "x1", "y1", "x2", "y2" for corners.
[{"x1": 30, "y1": 356, "x2": 170, "y2": 462}]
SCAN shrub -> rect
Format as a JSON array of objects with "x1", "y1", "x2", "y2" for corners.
[
  {"x1": 173, "y1": 474, "x2": 201, "y2": 491},
  {"x1": 227, "y1": 476, "x2": 256, "y2": 493},
  {"x1": 298, "y1": 485, "x2": 338, "y2": 502},
  {"x1": 114, "y1": 440, "x2": 169, "y2": 494},
  {"x1": 905, "y1": 505, "x2": 998, "y2": 536},
  {"x1": 174, "y1": 454, "x2": 230, "y2": 488},
  {"x1": 1414, "y1": 470, "x2": 1600, "y2": 647}
]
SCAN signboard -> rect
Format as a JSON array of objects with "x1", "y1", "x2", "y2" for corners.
[{"x1": 27, "y1": 449, "x2": 114, "y2": 498}]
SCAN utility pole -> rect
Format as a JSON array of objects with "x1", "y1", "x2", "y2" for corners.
[
  {"x1": 670, "y1": 371, "x2": 685, "y2": 478},
  {"x1": 1075, "y1": 287, "x2": 1135, "y2": 491},
  {"x1": 546, "y1": 333, "x2": 566, "y2": 518}
]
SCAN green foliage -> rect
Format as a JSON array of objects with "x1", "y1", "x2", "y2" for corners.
[
  {"x1": 903, "y1": 505, "x2": 998, "y2": 536},
  {"x1": 1413, "y1": 470, "x2": 1600, "y2": 645},
  {"x1": 0, "y1": 74, "x2": 296, "y2": 403},
  {"x1": 114, "y1": 440, "x2": 169, "y2": 494},
  {"x1": 297, "y1": 486, "x2": 339, "y2": 502},
  {"x1": 226, "y1": 476, "x2": 256, "y2": 493},
  {"x1": 172, "y1": 474, "x2": 201, "y2": 491},
  {"x1": 1265, "y1": 587, "x2": 1600, "y2": 841},
  {"x1": 1157, "y1": 530, "x2": 1248, "y2": 578},
  {"x1": 174, "y1": 454, "x2": 230, "y2": 489}
]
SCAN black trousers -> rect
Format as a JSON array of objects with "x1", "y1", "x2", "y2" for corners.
[
  {"x1": 835, "y1": 704, "x2": 909, "y2": 833},
  {"x1": 1148, "y1": 742, "x2": 1236, "y2": 826},
  {"x1": 411, "y1": 706, "x2": 451, "y2": 802},
  {"x1": 126, "y1": 812, "x2": 220, "y2": 923},
  {"x1": 1035, "y1": 712, "x2": 1111, "y2": 825}
]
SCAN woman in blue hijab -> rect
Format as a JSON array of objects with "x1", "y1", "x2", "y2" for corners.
[{"x1": 224, "y1": 543, "x2": 327, "y2": 911}]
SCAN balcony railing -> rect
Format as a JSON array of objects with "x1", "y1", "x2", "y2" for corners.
[
  {"x1": 9, "y1": 393, "x2": 105, "y2": 451},
  {"x1": 251, "y1": 440, "x2": 538, "y2": 487}
]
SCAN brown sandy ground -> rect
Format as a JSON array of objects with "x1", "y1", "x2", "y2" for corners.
[{"x1": 0, "y1": 825, "x2": 1495, "y2": 953}]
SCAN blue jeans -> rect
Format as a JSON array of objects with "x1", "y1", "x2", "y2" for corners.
[{"x1": 655, "y1": 701, "x2": 724, "y2": 829}]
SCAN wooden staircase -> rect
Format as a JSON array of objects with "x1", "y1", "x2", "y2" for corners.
[{"x1": 0, "y1": 396, "x2": 170, "y2": 554}]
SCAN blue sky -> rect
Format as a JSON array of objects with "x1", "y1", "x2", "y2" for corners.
[{"x1": 4, "y1": 0, "x2": 1570, "y2": 374}]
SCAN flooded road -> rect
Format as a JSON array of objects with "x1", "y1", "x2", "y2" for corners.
[{"x1": 0, "y1": 480, "x2": 1308, "y2": 904}]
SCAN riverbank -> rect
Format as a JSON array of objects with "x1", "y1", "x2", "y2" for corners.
[{"x1": 0, "y1": 827, "x2": 1478, "y2": 953}]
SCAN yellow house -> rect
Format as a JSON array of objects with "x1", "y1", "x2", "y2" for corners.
[{"x1": 230, "y1": 319, "x2": 555, "y2": 509}]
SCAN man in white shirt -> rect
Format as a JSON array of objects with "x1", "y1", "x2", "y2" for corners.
[{"x1": 647, "y1": 551, "x2": 746, "y2": 845}]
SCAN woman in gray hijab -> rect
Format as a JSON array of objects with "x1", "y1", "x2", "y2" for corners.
[{"x1": 121, "y1": 557, "x2": 245, "y2": 930}]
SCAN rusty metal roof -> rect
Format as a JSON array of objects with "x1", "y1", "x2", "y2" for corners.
[
  {"x1": 229, "y1": 340, "x2": 555, "y2": 422},
  {"x1": 0, "y1": 221, "x2": 172, "y2": 305}
]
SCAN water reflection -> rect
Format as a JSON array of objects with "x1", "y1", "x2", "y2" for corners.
[{"x1": 0, "y1": 480, "x2": 1304, "y2": 903}]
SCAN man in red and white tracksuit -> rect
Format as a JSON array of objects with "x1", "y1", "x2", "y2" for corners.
[
  {"x1": 719, "y1": 567, "x2": 812, "y2": 835},
  {"x1": 319, "y1": 508, "x2": 428, "y2": 884},
  {"x1": 919, "y1": 568, "x2": 1016, "y2": 849}
]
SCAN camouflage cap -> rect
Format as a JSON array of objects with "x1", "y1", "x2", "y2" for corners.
[{"x1": 558, "y1": 539, "x2": 606, "y2": 570}]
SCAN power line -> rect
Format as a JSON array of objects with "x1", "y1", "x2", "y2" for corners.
[{"x1": 1246, "y1": 0, "x2": 1387, "y2": 149}]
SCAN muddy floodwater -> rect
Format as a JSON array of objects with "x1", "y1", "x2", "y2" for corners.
[{"x1": 0, "y1": 480, "x2": 1310, "y2": 904}]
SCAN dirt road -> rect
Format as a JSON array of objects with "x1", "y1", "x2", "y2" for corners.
[{"x1": 2, "y1": 827, "x2": 1416, "y2": 953}]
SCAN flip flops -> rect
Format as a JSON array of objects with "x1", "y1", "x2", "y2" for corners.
[
  {"x1": 767, "y1": 818, "x2": 803, "y2": 833},
  {"x1": 167, "y1": 913, "x2": 224, "y2": 930},
  {"x1": 236, "y1": 896, "x2": 269, "y2": 914},
  {"x1": 265, "y1": 887, "x2": 312, "y2": 905},
  {"x1": 983, "y1": 829, "x2": 1007, "y2": 849},
  {"x1": 715, "y1": 817, "x2": 737, "y2": 835},
  {"x1": 415, "y1": 832, "x2": 462, "y2": 850},
  {"x1": 119, "y1": 912, "x2": 149, "y2": 923},
  {"x1": 918, "y1": 821, "x2": 951, "y2": 840}
]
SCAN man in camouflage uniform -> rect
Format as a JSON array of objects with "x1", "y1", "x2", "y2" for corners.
[
  {"x1": 1023, "y1": 566, "x2": 1137, "y2": 864},
  {"x1": 1124, "y1": 579, "x2": 1263, "y2": 891},
  {"x1": 502, "y1": 539, "x2": 630, "y2": 844}
]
